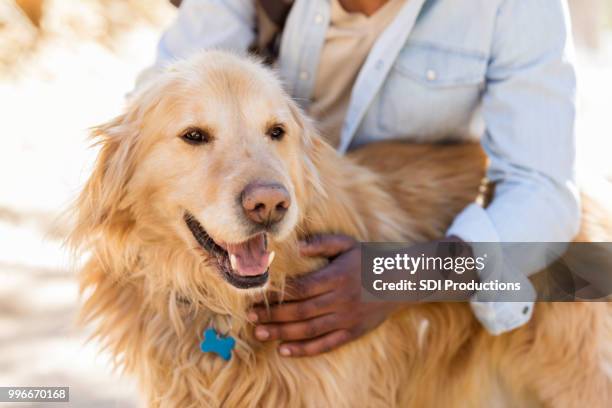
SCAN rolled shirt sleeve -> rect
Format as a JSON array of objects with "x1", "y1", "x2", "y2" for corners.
[
  {"x1": 447, "y1": 0, "x2": 580, "y2": 334},
  {"x1": 131, "y1": 0, "x2": 256, "y2": 91},
  {"x1": 156, "y1": 0, "x2": 256, "y2": 66}
]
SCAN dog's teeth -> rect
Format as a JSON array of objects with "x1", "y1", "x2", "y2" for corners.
[
  {"x1": 267, "y1": 251, "x2": 276, "y2": 267},
  {"x1": 230, "y1": 254, "x2": 238, "y2": 271}
]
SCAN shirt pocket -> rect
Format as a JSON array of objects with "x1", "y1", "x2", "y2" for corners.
[{"x1": 373, "y1": 42, "x2": 487, "y2": 141}]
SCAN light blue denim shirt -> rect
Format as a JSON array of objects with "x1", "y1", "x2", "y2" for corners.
[{"x1": 152, "y1": 0, "x2": 580, "y2": 335}]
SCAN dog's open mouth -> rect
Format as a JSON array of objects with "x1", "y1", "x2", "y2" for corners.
[{"x1": 184, "y1": 212, "x2": 273, "y2": 289}]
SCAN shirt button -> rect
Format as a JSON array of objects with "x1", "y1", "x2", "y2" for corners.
[
  {"x1": 375, "y1": 60, "x2": 384, "y2": 70},
  {"x1": 426, "y1": 69, "x2": 437, "y2": 81},
  {"x1": 299, "y1": 71, "x2": 310, "y2": 81},
  {"x1": 314, "y1": 14, "x2": 324, "y2": 24}
]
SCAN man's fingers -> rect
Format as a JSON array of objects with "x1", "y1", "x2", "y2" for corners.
[
  {"x1": 267, "y1": 261, "x2": 348, "y2": 303},
  {"x1": 277, "y1": 329, "x2": 353, "y2": 357},
  {"x1": 285, "y1": 265, "x2": 344, "y2": 300},
  {"x1": 251, "y1": 292, "x2": 337, "y2": 323},
  {"x1": 252, "y1": 262, "x2": 346, "y2": 309},
  {"x1": 252, "y1": 290, "x2": 282, "y2": 305},
  {"x1": 299, "y1": 234, "x2": 356, "y2": 258},
  {"x1": 254, "y1": 313, "x2": 340, "y2": 342},
  {"x1": 251, "y1": 282, "x2": 330, "y2": 312},
  {"x1": 250, "y1": 234, "x2": 357, "y2": 307}
]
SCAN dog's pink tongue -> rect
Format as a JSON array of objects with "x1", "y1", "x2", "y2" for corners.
[{"x1": 226, "y1": 234, "x2": 271, "y2": 276}]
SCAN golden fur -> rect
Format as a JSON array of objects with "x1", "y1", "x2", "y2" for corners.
[{"x1": 69, "y1": 51, "x2": 612, "y2": 407}]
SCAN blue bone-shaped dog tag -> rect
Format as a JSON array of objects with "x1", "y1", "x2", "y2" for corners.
[{"x1": 200, "y1": 328, "x2": 236, "y2": 361}]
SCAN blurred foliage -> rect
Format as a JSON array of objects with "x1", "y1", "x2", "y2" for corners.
[
  {"x1": 0, "y1": 0, "x2": 174, "y2": 77},
  {"x1": 2, "y1": 0, "x2": 611, "y2": 78}
]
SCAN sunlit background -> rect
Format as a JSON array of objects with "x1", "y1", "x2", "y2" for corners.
[{"x1": 0, "y1": 0, "x2": 611, "y2": 406}]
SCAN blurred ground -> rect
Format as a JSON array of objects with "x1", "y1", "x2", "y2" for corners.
[
  {"x1": 0, "y1": 1, "x2": 611, "y2": 407},
  {"x1": 0, "y1": 1, "x2": 175, "y2": 406}
]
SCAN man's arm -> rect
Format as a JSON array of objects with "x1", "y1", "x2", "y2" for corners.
[
  {"x1": 155, "y1": 0, "x2": 256, "y2": 66},
  {"x1": 131, "y1": 0, "x2": 256, "y2": 92},
  {"x1": 447, "y1": 0, "x2": 580, "y2": 334}
]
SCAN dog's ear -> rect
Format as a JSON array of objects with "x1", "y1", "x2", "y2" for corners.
[
  {"x1": 71, "y1": 111, "x2": 140, "y2": 242},
  {"x1": 69, "y1": 74, "x2": 174, "y2": 249},
  {"x1": 287, "y1": 99, "x2": 318, "y2": 148},
  {"x1": 286, "y1": 100, "x2": 327, "y2": 201}
]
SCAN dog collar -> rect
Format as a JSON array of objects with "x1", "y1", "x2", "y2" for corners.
[{"x1": 200, "y1": 328, "x2": 236, "y2": 361}]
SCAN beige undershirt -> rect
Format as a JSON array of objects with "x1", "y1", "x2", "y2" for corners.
[{"x1": 308, "y1": 0, "x2": 406, "y2": 147}]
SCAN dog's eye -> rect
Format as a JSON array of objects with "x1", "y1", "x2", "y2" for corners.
[
  {"x1": 181, "y1": 128, "x2": 211, "y2": 145},
  {"x1": 267, "y1": 125, "x2": 285, "y2": 141}
]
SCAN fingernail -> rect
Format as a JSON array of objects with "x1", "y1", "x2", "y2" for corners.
[
  {"x1": 279, "y1": 346, "x2": 291, "y2": 356},
  {"x1": 255, "y1": 327, "x2": 269, "y2": 340},
  {"x1": 247, "y1": 311, "x2": 258, "y2": 322}
]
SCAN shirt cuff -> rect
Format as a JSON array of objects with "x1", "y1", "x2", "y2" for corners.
[
  {"x1": 469, "y1": 300, "x2": 534, "y2": 335},
  {"x1": 446, "y1": 203, "x2": 499, "y2": 243},
  {"x1": 446, "y1": 203, "x2": 536, "y2": 335}
]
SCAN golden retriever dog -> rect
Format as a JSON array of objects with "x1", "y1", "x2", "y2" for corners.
[{"x1": 69, "y1": 51, "x2": 612, "y2": 407}]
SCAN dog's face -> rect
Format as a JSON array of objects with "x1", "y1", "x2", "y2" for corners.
[{"x1": 82, "y1": 52, "x2": 318, "y2": 291}]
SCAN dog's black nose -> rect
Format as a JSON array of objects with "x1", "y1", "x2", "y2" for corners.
[{"x1": 241, "y1": 182, "x2": 290, "y2": 226}]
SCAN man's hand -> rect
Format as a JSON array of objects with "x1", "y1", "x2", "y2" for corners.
[{"x1": 248, "y1": 234, "x2": 401, "y2": 357}]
